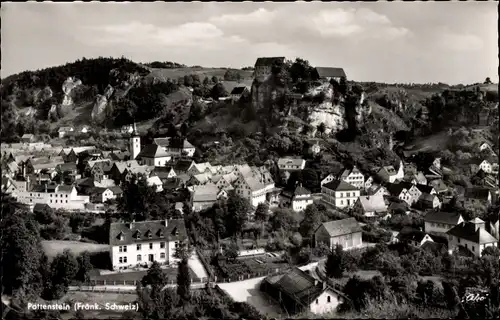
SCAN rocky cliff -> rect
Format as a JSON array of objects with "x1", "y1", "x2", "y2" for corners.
[
  {"x1": 91, "y1": 85, "x2": 115, "y2": 124},
  {"x1": 250, "y1": 74, "x2": 286, "y2": 111},
  {"x1": 61, "y1": 77, "x2": 82, "y2": 106}
]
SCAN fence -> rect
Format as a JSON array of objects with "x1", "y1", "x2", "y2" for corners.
[
  {"x1": 75, "y1": 278, "x2": 208, "y2": 287},
  {"x1": 196, "y1": 248, "x2": 215, "y2": 280},
  {"x1": 214, "y1": 267, "x2": 287, "y2": 283}
]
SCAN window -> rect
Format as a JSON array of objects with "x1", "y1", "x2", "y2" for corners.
[
  {"x1": 472, "y1": 246, "x2": 475, "y2": 252},
  {"x1": 160, "y1": 252, "x2": 166, "y2": 259},
  {"x1": 160, "y1": 242, "x2": 165, "y2": 248},
  {"x1": 327, "y1": 296, "x2": 331, "y2": 303},
  {"x1": 66, "y1": 195, "x2": 68, "y2": 198},
  {"x1": 137, "y1": 244, "x2": 141, "y2": 251},
  {"x1": 119, "y1": 246, "x2": 123, "y2": 253},
  {"x1": 55, "y1": 200, "x2": 57, "y2": 203},
  {"x1": 66, "y1": 200, "x2": 68, "y2": 203},
  {"x1": 137, "y1": 255, "x2": 142, "y2": 262},
  {"x1": 123, "y1": 246, "x2": 127, "y2": 252},
  {"x1": 149, "y1": 243, "x2": 153, "y2": 249},
  {"x1": 458, "y1": 238, "x2": 461, "y2": 243},
  {"x1": 119, "y1": 257, "x2": 123, "y2": 263},
  {"x1": 316, "y1": 299, "x2": 318, "y2": 304},
  {"x1": 123, "y1": 257, "x2": 127, "y2": 263},
  {"x1": 347, "y1": 192, "x2": 350, "y2": 197}
]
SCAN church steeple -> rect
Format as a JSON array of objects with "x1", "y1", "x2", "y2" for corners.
[{"x1": 130, "y1": 122, "x2": 141, "y2": 160}]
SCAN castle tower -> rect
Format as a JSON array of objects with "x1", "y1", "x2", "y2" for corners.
[{"x1": 130, "y1": 122, "x2": 141, "y2": 160}]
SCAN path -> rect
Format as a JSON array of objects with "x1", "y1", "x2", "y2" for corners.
[
  {"x1": 68, "y1": 282, "x2": 207, "y2": 293},
  {"x1": 188, "y1": 252, "x2": 208, "y2": 279}
]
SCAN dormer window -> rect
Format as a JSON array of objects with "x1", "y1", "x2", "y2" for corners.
[
  {"x1": 134, "y1": 231, "x2": 141, "y2": 240},
  {"x1": 146, "y1": 230, "x2": 152, "y2": 238},
  {"x1": 117, "y1": 232, "x2": 124, "y2": 241},
  {"x1": 158, "y1": 230, "x2": 164, "y2": 238}
]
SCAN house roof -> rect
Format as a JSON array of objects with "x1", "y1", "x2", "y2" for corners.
[
  {"x1": 57, "y1": 162, "x2": 77, "y2": 172},
  {"x1": 314, "y1": 67, "x2": 346, "y2": 79},
  {"x1": 385, "y1": 183, "x2": 408, "y2": 197},
  {"x1": 192, "y1": 173, "x2": 211, "y2": 184},
  {"x1": 419, "y1": 192, "x2": 438, "y2": 203},
  {"x1": 470, "y1": 217, "x2": 485, "y2": 224},
  {"x1": 108, "y1": 186, "x2": 123, "y2": 195},
  {"x1": 465, "y1": 187, "x2": 491, "y2": 200},
  {"x1": 137, "y1": 144, "x2": 171, "y2": 158},
  {"x1": 358, "y1": 194, "x2": 387, "y2": 213},
  {"x1": 447, "y1": 222, "x2": 498, "y2": 244},
  {"x1": 166, "y1": 137, "x2": 195, "y2": 149},
  {"x1": 21, "y1": 134, "x2": 34, "y2": 139},
  {"x1": 58, "y1": 126, "x2": 73, "y2": 132},
  {"x1": 56, "y1": 185, "x2": 75, "y2": 193},
  {"x1": 319, "y1": 218, "x2": 362, "y2": 238},
  {"x1": 113, "y1": 160, "x2": 140, "y2": 173},
  {"x1": 293, "y1": 184, "x2": 311, "y2": 197},
  {"x1": 424, "y1": 211, "x2": 462, "y2": 225},
  {"x1": 192, "y1": 184, "x2": 219, "y2": 202},
  {"x1": 71, "y1": 146, "x2": 96, "y2": 155},
  {"x1": 416, "y1": 184, "x2": 434, "y2": 194},
  {"x1": 397, "y1": 227, "x2": 430, "y2": 243},
  {"x1": 254, "y1": 57, "x2": 285, "y2": 67},
  {"x1": 230, "y1": 86, "x2": 247, "y2": 95},
  {"x1": 380, "y1": 165, "x2": 397, "y2": 176},
  {"x1": 33, "y1": 203, "x2": 51, "y2": 212},
  {"x1": 174, "y1": 160, "x2": 195, "y2": 173},
  {"x1": 109, "y1": 219, "x2": 187, "y2": 246},
  {"x1": 323, "y1": 179, "x2": 358, "y2": 192},
  {"x1": 429, "y1": 179, "x2": 448, "y2": 192},
  {"x1": 266, "y1": 267, "x2": 342, "y2": 308}
]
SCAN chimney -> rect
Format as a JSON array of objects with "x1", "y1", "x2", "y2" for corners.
[
  {"x1": 44, "y1": 184, "x2": 47, "y2": 193},
  {"x1": 314, "y1": 279, "x2": 319, "y2": 286},
  {"x1": 22, "y1": 163, "x2": 26, "y2": 177},
  {"x1": 164, "y1": 219, "x2": 168, "y2": 227},
  {"x1": 322, "y1": 281, "x2": 327, "y2": 290}
]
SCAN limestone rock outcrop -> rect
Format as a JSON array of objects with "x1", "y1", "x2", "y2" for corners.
[
  {"x1": 91, "y1": 85, "x2": 115, "y2": 124},
  {"x1": 61, "y1": 77, "x2": 82, "y2": 106}
]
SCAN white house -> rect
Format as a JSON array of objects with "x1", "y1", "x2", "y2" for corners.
[
  {"x1": 146, "y1": 176, "x2": 164, "y2": 192},
  {"x1": 277, "y1": 158, "x2": 306, "y2": 171},
  {"x1": 285, "y1": 184, "x2": 313, "y2": 212},
  {"x1": 354, "y1": 194, "x2": 387, "y2": 217},
  {"x1": 424, "y1": 211, "x2": 464, "y2": 235},
  {"x1": 321, "y1": 180, "x2": 360, "y2": 209},
  {"x1": 109, "y1": 219, "x2": 188, "y2": 270},
  {"x1": 377, "y1": 161, "x2": 404, "y2": 183},
  {"x1": 339, "y1": 166, "x2": 365, "y2": 189},
  {"x1": 137, "y1": 145, "x2": 172, "y2": 167},
  {"x1": 154, "y1": 137, "x2": 196, "y2": 158},
  {"x1": 479, "y1": 141, "x2": 493, "y2": 152},
  {"x1": 58, "y1": 126, "x2": 74, "y2": 138},
  {"x1": 16, "y1": 184, "x2": 90, "y2": 211},
  {"x1": 321, "y1": 173, "x2": 336, "y2": 187},
  {"x1": 447, "y1": 219, "x2": 498, "y2": 257},
  {"x1": 397, "y1": 227, "x2": 434, "y2": 247},
  {"x1": 261, "y1": 267, "x2": 345, "y2": 316},
  {"x1": 80, "y1": 126, "x2": 90, "y2": 134},
  {"x1": 476, "y1": 160, "x2": 493, "y2": 174},
  {"x1": 233, "y1": 175, "x2": 268, "y2": 207}
]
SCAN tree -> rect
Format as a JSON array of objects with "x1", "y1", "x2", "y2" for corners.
[
  {"x1": 289, "y1": 58, "x2": 314, "y2": 83},
  {"x1": 269, "y1": 208, "x2": 298, "y2": 231},
  {"x1": 76, "y1": 251, "x2": 93, "y2": 283},
  {"x1": 141, "y1": 261, "x2": 167, "y2": 288},
  {"x1": 482, "y1": 246, "x2": 500, "y2": 258},
  {"x1": 173, "y1": 240, "x2": 193, "y2": 261},
  {"x1": 254, "y1": 202, "x2": 269, "y2": 222},
  {"x1": 325, "y1": 244, "x2": 345, "y2": 279},
  {"x1": 224, "y1": 241, "x2": 239, "y2": 261},
  {"x1": 211, "y1": 76, "x2": 219, "y2": 84},
  {"x1": 484, "y1": 77, "x2": 492, "y2": 84},
  {"x1": 176, "y1": 257, "x2": 191, "y2": 303},
  {"x1": 226, "y1": 194, "x2": 251, "y2": 237},
  {"x1": 210, "y1": 83, "x2": 228, "y2": 100},
  {"x1": 1, "y1": 210, "x2": 45, "y2": 297},
  {"x1": 299, "y1": 204, "x2": 324, "y2": 239},
  {"x1": 202, "y1": 77, "x2": 210, "y2": 86},
  {"x1": 317, "y1": 122, "x2": 326, "y2": 137},
  {"x1": 48, "y1": 249, "x2": 79, "y2": 299}
]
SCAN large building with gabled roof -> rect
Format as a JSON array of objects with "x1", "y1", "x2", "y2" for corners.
[
  {"x1": 321, "y1": 180, "x2": 360, "y2": 208},
  {"x1": 260, "y1": 267, "x2": 346, "y2": 315},
  {"x1": 109, "y1": 219, "x2": 188, "y2": 270},
  {"x1": 314, "y1": 218, "x2": 363, "y2": 250},
  {"x1": 447, "y1": 219, "x2": 498, "y2": 257}
]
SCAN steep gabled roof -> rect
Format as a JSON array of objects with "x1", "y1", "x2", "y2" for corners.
[
  {"x1": 358, "y1": 194, "x2": 387, "y2": 213},
  {"x1": 323, "y1": 179, "x2": 357, "y2": 192},
  {"x1": 254, "y1": 57, "x2": 285, "y2": 67},
  {"x1": 465, "y1": 187, "x2": 491, "y2": 200},
  {"x1": 230, "y1": 86, "x2": 248, "y2": 95},
  {"x1": 416, "y1": 184, "x2": 434, "y2": 194},
  {"x1": 109, "y1": 219, "x2": 187, "y2": 246},
  {"x1": 424, "y1": 211, "x2": 462, "y2": 225},
  {"x1": 447, "y1": 222, "x2": 497, "y2": 244},
  {"x1": 314, "y1": 67, "x2": 346, "y2": 79},
  {"x1": 319, "y1": 218, "x2": 362, "y2": 238},
  {"x1": 137, "y1": 144, "x2": 171, "y2": 158}
]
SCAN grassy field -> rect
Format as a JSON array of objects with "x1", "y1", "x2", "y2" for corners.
[{"x1": 42, "y1": 240, "x2": 109, "y2": 260}]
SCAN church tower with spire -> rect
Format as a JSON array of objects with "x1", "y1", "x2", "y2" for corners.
[{"x1": 130, "y1": 122, "x2": 141, "y2": 160}]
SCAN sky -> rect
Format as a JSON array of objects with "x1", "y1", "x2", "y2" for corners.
[{"x1": 1, "y1": 1, "x2": 498, "y2": 84}]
